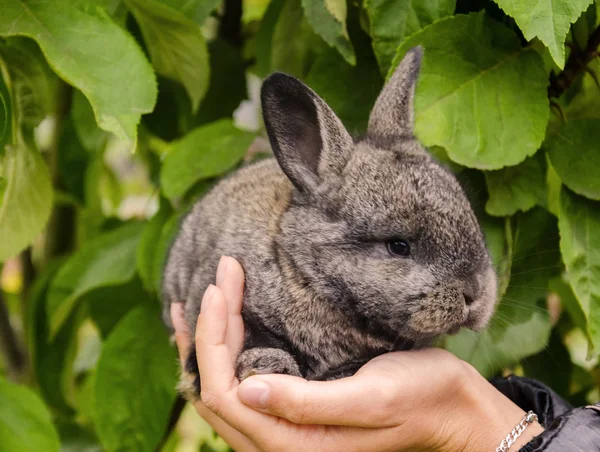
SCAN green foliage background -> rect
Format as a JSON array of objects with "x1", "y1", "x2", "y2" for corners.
[{"x1": 0, "y1": 0, "x2": 599, "y2": 450}]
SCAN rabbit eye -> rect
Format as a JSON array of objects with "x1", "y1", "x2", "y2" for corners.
[{"x1": 387, "y1": 240, "x2": 410, "y2": 257}]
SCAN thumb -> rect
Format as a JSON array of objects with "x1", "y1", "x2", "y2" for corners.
[{"x1": 236, "y1": 373, "x2": 399, "y2": 428}]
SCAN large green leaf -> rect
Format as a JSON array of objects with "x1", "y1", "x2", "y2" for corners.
[
  {"x1": 0, "y1": 37, "x2": 56, "y2": 128},
  {"x1": 46, "y1": 222, "x2": 144, "y2": 337},
  {"x1": 392, "y1": 12, "x2": 549, "y2": 170},
  {"x1": 492, "y1": 0, "x2": 593, "y2": 68},
  {"x1": 301, "y1": 0, "x2": 356, "y2": 65},
  {"x1": 547, "y1": 120, "x2": 600, "y2": 201},
  {"x1": 559, "y1": 188, "x2": 600, "y2": 351},
  {"x1": 126, "y1": 0, "x2": 210, "y2": 113},
  {"x1": 485, "y1": 152, "x2": 547, "y2": 216},
  {"x1": 160, "y1": 119, "x2": 255, "y2": 201},
  {"x1": 0, "y1": 378, "x2": 60, "y2": 451},
  {"x1": 254, "y1": 0, "x2": 286, "y2": 77},
  {"x1": 0, "y1": 143, "x2": 53, "y2": 262},
  {"x1": 95, "y1": 306, "x2": 177, "y2": 452},
  {"x1": 0, "y1": 0, "x2": 157, "y2": 145},
  {"x1": 365, "y1": 0, "x2": 456, "y2": 75},
  {"x1": 447, "y1": 208, "x2": 558, "y2": 376}
]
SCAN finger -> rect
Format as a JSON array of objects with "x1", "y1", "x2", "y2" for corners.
[
  {"x1": 237, "y1": 373, "x2": 400, "y2": 428},
  {"x1": 215, "y1": 256, "x2": 245, "y2": 360},
  {"x1": 193, "y1": 402, "x2": 259, "y2": 452},
  {"x1": 170, "y1": 302, "x2": 190, "y2": 364},
  {"x1": 195, "y1": 285, "x2": 282, "y2": 440}
]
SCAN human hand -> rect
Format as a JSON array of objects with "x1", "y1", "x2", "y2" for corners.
[{"x1": 171, "y1": 256, "x2": 543, "y2": 452}]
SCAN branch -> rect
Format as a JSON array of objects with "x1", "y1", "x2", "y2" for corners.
[
  {"x1": 219, "y1": 0, "x2": 243, "y2": 47},
  {"x1": 0, "y1": 291, "x2": 26, "y2": 379},
  {"x1": 549, "y1": 25, "x2": 600, "y2": 98},
  {"x1": 155, "y1": 395, "x2": 186, "y2": 451}
]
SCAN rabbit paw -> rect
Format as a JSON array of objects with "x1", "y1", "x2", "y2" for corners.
[{"x1": 236, "y1": 348, "x2": 301, "y2": 380}]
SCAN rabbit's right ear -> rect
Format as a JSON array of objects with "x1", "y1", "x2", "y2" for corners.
[
  {"x1": 367, "y1": 46, "x2": 423, "y2": 139},
  {"x1": 261, "y1": 73, "x2": 353, "y2": 194}
]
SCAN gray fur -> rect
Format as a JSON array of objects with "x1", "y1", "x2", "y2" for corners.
[{"x1": 162, "y1": 47, "x2": 497, "y2": 399}]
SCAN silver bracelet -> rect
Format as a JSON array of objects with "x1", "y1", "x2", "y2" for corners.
[{"x1": 496, "y1": 411, "x2": 538, "y2": 452}]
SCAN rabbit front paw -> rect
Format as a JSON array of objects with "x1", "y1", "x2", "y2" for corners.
[{"x1": 236, "y1": 347, "x2": 301, "y2": 380}]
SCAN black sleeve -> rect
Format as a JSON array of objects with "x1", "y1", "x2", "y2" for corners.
[{"x1": 490, "y1": 375, "x2": 600, "y2": 451}]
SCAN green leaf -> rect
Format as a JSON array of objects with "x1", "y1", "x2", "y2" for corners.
[
  {"x1": 485, "y1": 152, "x2": 547, "y2": 216},
  {"x1": 126, "y1": 0, "x2": 210, "y2": 112},
  {"x1": 447, "y1": 208, "x2": 559, "y2": 376},
  {"x1": 160, "y1": 119, "x2": 255, "y2": 201},
  {"x1": 301, "y1": 0, "x2": 356, "y2": 65},
  {"x1": 271, "y1": 0, "x2": 321, "y2": 78},
  {"x1": 0, "y1": 72, "x2": 12, "y2": 154},
  {"x1": 0, "y1": 37, "x2": 56, "y2": 128},
  {"x1": 0, "y1": 143, "x2": 53, "y2": 262},
  {"x1": 392, "y1": 12, "x2": 549, "y2": 170},
  {"x1": 57, "y1": 116, "x2": 90, "y2": 204},
  {"x1": 85, "y1": 277, "x2": 146, "y2": 337},
  {"x1": 28, "y1": 258, "x2": 81, "y2": 417},
  {"x1": 306, "y1": 47, "x2": 383, "y2": 133},
  {"x1": 549, "y1": 276, "x2": 590, "y2": 344},
  {"x1": 492, "y1": 0, "x2": 593, "y2": 68},
  {"x1": 71, "y1": 91, "x2": 109, "y2": 153},
  {"x1": 559, "y1": 188, "x2": 600, "y2": 351},
  {"x1": 95, "y1": 306, "x2": 178, "y2": 452},
  {"x1": 157, "y1": 0, "x2": 221, "y2": 25},
  {"x1": 0, "y1": 0, "x2": 157, "y2": 145},
  {"x1": 137, "y1": 198, "x2": 174, "y2": 293},
  {"x1": 547, "y1": 119, "x2": 600, "y2": 200},
  {"x1": 46, "y1": 222, "x2": 144, "y2": 337},
  {"x1": 0, "y1": 378, "x2": 60, "y2": 452},
  {"x1": 365, "y1": 0, "x2": 456, "y2": 75}
]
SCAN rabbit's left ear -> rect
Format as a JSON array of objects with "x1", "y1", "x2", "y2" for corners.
[
  {"x1": 367, "y1": 46, "x2": 423, "y2": 139},
  {"x1": 261, "y1": 72, "x2": 353, "y2": 194}
]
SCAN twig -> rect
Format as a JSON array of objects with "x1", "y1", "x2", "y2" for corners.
[
  {"x1": 549, "y1": 25, "x2": 600, "y2": 98},
  {"x1": 219, "y1": 0, "x2": 243, "y2": 47},
  {"x1": 155, "y1": 395, "x2": 187, "y2": 451},
  {"x1": 0, "y1": 291, "x2": 26, "y2": 379}
]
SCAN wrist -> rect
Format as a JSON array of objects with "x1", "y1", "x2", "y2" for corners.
[{"x1": 450, "y1": 364, "x2": 544, "y2": 451}]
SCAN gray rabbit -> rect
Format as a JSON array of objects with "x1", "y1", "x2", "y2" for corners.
[{"x1": 162, "y1": 47, "x2": 498, "y2": 400}]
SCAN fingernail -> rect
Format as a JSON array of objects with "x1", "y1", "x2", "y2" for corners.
[
  {"x1": 238, "y1": 378, "x2": 270, "y2": 409},
  {"x1": 216, "y1": 256, "x2": 229, "y2": 286},
  {"x1": 170, "y1": 303, "x2": 186, "y2": 332},
  {"x1": 201, "y1": 284, "x2": 217, "y2": 313}
]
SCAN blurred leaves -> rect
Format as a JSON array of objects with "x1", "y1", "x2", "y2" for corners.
[
  {"x1": 160, "y1": 119, "x2": 255, "y2": 201},
  {"x1": 0, "y1": 143, "x2": 53, "y2": 262},
  {"x1": 559, "y1": 188, "x2": 600, "y2": 352},
  {"x1": 394, "y1": 12, "x2": 549, "y2": 170},
  {"x1": 94, "y1": 306, "x2": 177, "y2": 452},
  {"x1": 126, "y1": 0, "x2": 210, "y2": 112},
  {"x1": 46, "y1": 222, "x2": 144, "y2": 337},
  {"x1": 0, "y1": 0, "x2": 157, "y2": 145},
  {"x1": 0, "y1": 378, "x2": 61, "y2": 451},
  {"x1": 302, "y1": 0, "x2": 356, "y2": 65}
]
